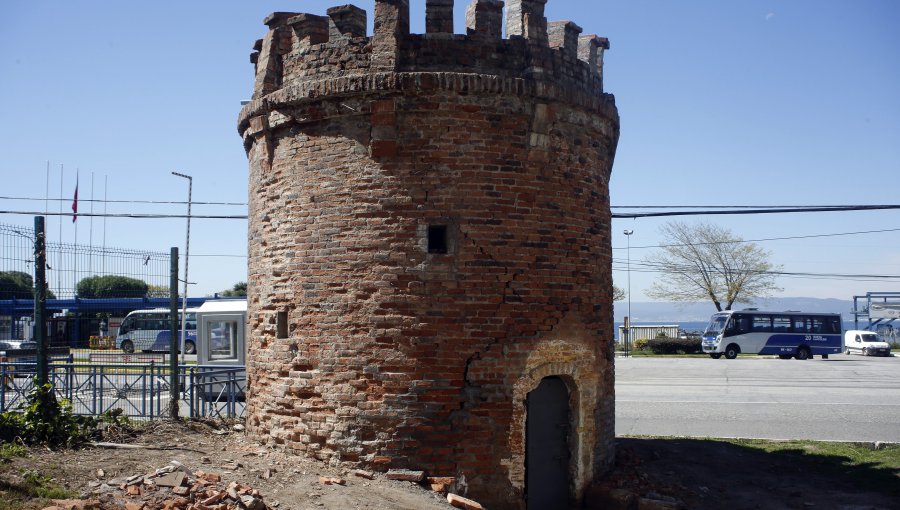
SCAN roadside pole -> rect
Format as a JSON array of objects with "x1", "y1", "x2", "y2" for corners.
[
  {"x1": 169, "y1": 247, "x2": 180, "y2": 419},
  {"x1": 33, "y1": 216, "x2": 48, "y2": 386}
]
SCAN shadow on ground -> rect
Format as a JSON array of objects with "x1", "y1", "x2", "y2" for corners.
[{"x1": 586, "y1": 437, "x2": 900, "y2": 510}]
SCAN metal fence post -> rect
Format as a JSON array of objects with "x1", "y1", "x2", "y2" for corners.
[
  {"x1": 34, "y1": 216, "x2": 48, "y2": 386},
  {"x1": 168, "y1": 247, "x2": 179, "y2": 419}
]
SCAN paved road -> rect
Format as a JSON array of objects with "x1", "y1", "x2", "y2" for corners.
[{"x1": 615, "y1": 354, "x2": 900, "y2": 442}]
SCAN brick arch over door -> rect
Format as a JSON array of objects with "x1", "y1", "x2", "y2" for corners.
[{"x1": 505, "y1": 339, "x2": 606, "y2": 499}]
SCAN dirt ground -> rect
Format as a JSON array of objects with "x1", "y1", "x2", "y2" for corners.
[
  {"x1": 1, "y1": 422, "x2": 897, "y2": 510},
  {"x1": 603, "y1": 438, "x2": 899, "y2": 510}
]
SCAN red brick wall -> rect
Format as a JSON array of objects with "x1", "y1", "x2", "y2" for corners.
[{"x1": 240, "y1": 2, "x2": 619, "y2": 508}]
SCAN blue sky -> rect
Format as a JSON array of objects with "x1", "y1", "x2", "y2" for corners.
[{"x1": 1, "y1": 1, "x2": 898, "y2": 301}]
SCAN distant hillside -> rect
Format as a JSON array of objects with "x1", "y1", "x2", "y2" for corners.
[{"x1": 614, "y1": 297, "x2": 854, "y2": 322}]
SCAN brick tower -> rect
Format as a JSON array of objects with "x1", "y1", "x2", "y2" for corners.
[{"x1": 238, "y1": 1, "x2": 619, "y2": 508}]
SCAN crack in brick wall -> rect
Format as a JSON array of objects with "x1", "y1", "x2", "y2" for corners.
[{"x1": 240, "y1": 2, "x2": 619, "y2": 508}]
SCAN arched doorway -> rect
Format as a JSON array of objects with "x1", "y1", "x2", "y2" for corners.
[{"x1": 526, "y1": 376, "x2": 570, "y2": 509}]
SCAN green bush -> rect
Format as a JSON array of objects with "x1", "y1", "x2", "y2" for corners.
[
  {"x1": 0, "y1": 380, "x2": 98, "y2": 447},
  {"x1": 645, "y1": 337, "x2": 703, "y2": 354},
  {"x1": 76, "y1": 275, "x2": 149, "y2": 298}
]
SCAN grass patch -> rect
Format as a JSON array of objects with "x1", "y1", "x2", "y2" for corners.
[
  {"x1": 728, "y1": 438, "x2": 900, "y2": 495},
  {"x1": 0, "y1": 467, "x2": 75, "y2": 509},
  {"x1": 0, "y1": 443, "x2": 27, "y2": 462}
]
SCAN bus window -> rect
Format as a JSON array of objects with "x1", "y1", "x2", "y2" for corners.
[
  {"x1": 810, "y1": 318, "x2": 827, "y2": 333},
  {"x1": 827, "y1": 317, "x2": 841, "y2": 334},
  {"x1": 119, "y1": 317, "x2": 133, "y2": 335},
  {"x1": 751, "y1": 316, "x2": 772, "y2": 333},
  {"x1": 704, "y1": 315, "x2": 729, "y2": 335},
  {"x1": 792, "y1": 316, "x2": 809, "y2": 333},
  {"x1": 772, "y1": 316, "x2": 791, "y2": 332},
  {"x1": 725, "y1": 314, "x2": 750, "y2": 335}
]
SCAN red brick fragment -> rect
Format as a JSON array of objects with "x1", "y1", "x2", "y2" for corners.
[{"x1": 447, "y1": 493, "x2": 484, "y2": 510}]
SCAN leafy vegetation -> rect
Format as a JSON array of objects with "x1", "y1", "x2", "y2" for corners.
[
  {"x1": 0, "y1": 443, "x2": 27, "y2": 462},
  {"x1": 0, "y1": 467, "x2": 74, "y2": 509},
  {"x1": 146, "y1": 284, "x2": 171, "y2": 297},
  {"x1": 0, "y1": 381, "x2": 98, "y2": 447},
  {"x1": 645, "y1": 221, "x2": 781, "y2": 311},
  {"x1": 219, "y1": 281, "x2": 247, "y2": 297},
  {"x1": 642, "y1": 337, "x2": 702, "y2": 354},
  {"x1": 76, "y1": 275, "x2": 149, "y2": 298},
  {"x1": 0, "y1": 271, "x2": 55, "y2": 300}
]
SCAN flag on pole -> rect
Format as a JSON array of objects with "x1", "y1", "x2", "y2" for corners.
[{"x1": 72, "y1": 177, "x2": 79, "y2": 222}]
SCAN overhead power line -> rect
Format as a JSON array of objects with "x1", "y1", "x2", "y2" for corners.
[
  {"x1": 0, "y1": 195, "x2": 246, "y2": 206},
  {"x1": 613, "y1": 227, "x2": 900, "y2": 250},
  {"x1": 0, "y1": 210, "x2": 247, "y2": 220},
  {"x1": 612, "y1": 204, "x2": 897, "y2": 209},
  {"x1": 612, "y1": 204, "x2": 900, "y2": 219},
  {"x1": 612, "y1": 259, "x2": 900, "y2": 280}
]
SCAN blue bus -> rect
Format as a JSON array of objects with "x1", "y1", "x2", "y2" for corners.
[{"x1": 702, "y1": 309, "x2": 843, "y2": 360}]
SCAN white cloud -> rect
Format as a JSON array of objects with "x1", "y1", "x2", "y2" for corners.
[{"x1": 765, "y1": 12, "x2": 776, "y2": 21}]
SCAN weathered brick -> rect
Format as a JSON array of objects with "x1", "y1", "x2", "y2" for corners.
[{"x1": 240, "y1": 2, "x2": 618, "y2": 509}]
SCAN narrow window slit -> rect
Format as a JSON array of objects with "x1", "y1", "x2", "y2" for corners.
[
  {"x1": 276, "y1": 310, "x2": 288, "y2": 339},
  {"x1": 428, "y1": 225, "x2": 448, "y2": 254}
]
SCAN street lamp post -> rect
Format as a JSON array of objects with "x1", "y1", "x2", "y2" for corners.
[
  {"x1": 624, "y1": 229, "x2": 633, "y2": 357},
  {"x1": 172, "y1": 172, "x2": 192, "y2": 366}
]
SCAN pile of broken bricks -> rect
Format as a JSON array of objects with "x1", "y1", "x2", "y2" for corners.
[
  {"x1": 41, "y1": 464, "x2": 485, "y2": 510},
  {"x1": 381, "y1": 469, "x2": 484, "y2": 510},
  {"x1": 42, "y1": 461, "x2": 270, "y2": 510}
]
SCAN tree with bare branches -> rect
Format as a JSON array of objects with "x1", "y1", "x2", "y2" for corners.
[{"x1": 645, "y1": 221, "x2": 781, "y2": 311}]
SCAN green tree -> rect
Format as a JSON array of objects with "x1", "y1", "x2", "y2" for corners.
[
  {"x1": 0, "y1": 271, "x2": 55, "y2": 299},
  {"x1": 219, "y1": 281, "x2": 247, "y2": 297},
  {"x1": 76, "y1": 275, "x2": 149, "y2": 298},
  {"x1": 0, "y1": 271, "x2": 34, "y2": 299},
  {"x1": 645, "y1": 221, "x2": 781, "y2": 311},
  {"x1": 146, "y1": 284, "x2": 169, "y2": 298}
]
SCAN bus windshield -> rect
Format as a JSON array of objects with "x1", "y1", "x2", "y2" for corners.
[{"x1": 703, "y1": 315, "x2": 729, "y2": 336}]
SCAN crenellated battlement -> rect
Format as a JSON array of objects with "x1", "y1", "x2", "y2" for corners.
[
  {"x1": 241, "y1": 3, "x2": 619, "y2": 507},
  {"x1": 242, "y1": 0, "x2": 611, "y2": 118}
]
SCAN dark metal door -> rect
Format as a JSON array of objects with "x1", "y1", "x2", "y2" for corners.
[{"x1": 526, "y1": 376, "x2": 570, "y2": 510}]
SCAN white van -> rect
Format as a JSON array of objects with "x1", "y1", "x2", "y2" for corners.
[{"x1": 844, "y1": 330, "x2": 892, "y2": 357}]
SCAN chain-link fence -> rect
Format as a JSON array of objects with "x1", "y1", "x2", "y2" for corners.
[
  {"x1": 1, "y1": 220, "x2": 170, "y2": 346},
  {"x1": 1, "y1": 221, "x2": 169, "y2": 299},
  {"x1": 1, "y1": 219, "x2": 247, "y2": 420}
]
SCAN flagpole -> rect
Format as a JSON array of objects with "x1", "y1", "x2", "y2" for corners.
[
  {"x1": 58, "y1": 164, "x2": 63, "y2": 293},
  {"x1": 44, "y1": 161, "x2": 50, "y2": 215},
  {"x1": 102, "y1": 175, "x2": 108, "y2": 274},
  {"x1": 73, "y1": 169, "x2": 79, "y2": 295},
  {"x1": 89, "y1": 172, "x2": 94, "y2": 275}
]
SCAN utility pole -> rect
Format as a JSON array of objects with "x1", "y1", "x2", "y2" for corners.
[
  {"x1": 34, "y1": 216, "x2": 48, "y2": 386},
  {"x1": 624, "y1": 229, "x2": 633, "y2": 358},
  {"x1": 172, "y1": 172, "x2": 192, "y2": 365}
]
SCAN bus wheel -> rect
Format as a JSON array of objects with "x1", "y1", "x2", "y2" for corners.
[
  {"x1": 184, "y1": 340, "x2": 196, "y2": 355},
  {"x1": 709, "y1": 353, "x2": 722, "y2": 359},
  {"x1": 795, "y1": 346, "x2": 811, "y2": 360},
  {"x1": 724, "y1": 344, "x2": 740, "y2": 359},
  {"x1": 121, "y1": 340, "x2": 134, "y2": 354}
]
